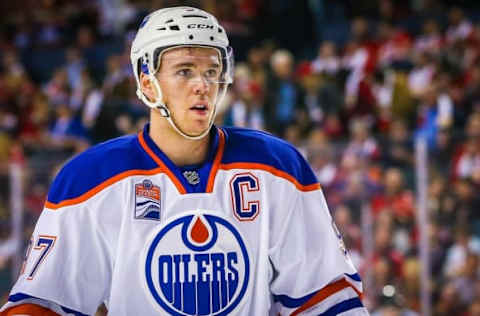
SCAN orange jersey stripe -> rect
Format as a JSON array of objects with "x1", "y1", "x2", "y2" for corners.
[
  {"x1": 138, "y1": 131, "x2": 187, "y2": 194},
  {"x1": 206, "y1": 129, "x2": 225, "y2": 193},
  {"x1": 45, "y1": 168, "x2": 164, "y2": 210},
  {"x1": 290, "y1": 278, "x2": 363, "y2": 316},
  {"x1": 219, "y1": 162, "x2": 321, "y2": 192},
  {"x1": 1, "y1": 303, "x2": 60, "y2": 316}
]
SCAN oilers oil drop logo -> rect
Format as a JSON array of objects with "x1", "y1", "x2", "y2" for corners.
[{"x1": 144, "y1": 212, "x2": 250, "y2": 315}]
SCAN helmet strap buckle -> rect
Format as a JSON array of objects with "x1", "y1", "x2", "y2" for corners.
[{"x1": 157, "y1": 105, "x2": 170, "y2": 117}]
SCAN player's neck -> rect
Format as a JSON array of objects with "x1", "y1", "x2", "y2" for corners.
[{"x1": 149, "y1": 119, "x2": 210, "y2": 167}]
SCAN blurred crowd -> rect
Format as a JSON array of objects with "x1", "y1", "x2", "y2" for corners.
[{"x1": 1, "y1": 0, "x2": 480, "y2": 314}]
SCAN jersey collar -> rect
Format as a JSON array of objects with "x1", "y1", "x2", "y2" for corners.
[{"x1": 138, "y1": 123, "x2": 225, "y2": 194}]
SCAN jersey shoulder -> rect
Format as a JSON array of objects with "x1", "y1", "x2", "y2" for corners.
[
  {"x1": 47, "y1": 134, "x2": 157, "y2": 205},
  {"x1": 220, "y1": 127, "x2": 318, "y2": 187}
]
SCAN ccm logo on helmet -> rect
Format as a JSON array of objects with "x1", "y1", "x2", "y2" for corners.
[{"x1": 187, "y1": 24, "x2": 215, "y2": 29}]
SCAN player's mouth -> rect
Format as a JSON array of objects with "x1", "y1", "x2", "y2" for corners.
[{"x1": 190, "y1": 103, "x2": 209, "y2": 116}]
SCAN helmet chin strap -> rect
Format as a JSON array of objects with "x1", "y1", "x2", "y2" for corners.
[{"x1": 137, "y1": 71, "x2": 215, "y2": 141}]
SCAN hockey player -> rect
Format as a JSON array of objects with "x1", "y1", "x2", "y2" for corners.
[{"x1": 1, "y1": 6, "x2": 368, "y2": 315}]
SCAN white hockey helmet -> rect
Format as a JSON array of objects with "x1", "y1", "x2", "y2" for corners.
[{"x1": 130, "y1": 6, "x2": 234, "y2": 140}]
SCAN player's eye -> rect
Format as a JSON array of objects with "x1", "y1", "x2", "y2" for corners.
[
  {"x1": 205, "y1": 69, "x2": 219, "y2": 78},
  {"x1": 177, "y1": 69, "x2": 193, "y2": 78}
]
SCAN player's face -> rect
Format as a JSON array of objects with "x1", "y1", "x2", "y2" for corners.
[{"x1": 156, "y1": 46, "x2": 221, "y2": 136}]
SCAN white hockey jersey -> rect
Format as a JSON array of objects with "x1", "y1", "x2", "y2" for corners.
[{"x1": 1, "y1": 124, "x2": 368, "y2": 315}]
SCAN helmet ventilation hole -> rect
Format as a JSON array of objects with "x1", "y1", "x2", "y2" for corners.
[{"x1": 182, "y1": 14, "x2": 207, "y2": 19}]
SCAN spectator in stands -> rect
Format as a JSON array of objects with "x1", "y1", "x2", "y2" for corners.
[
  {"x1": 264, "y1": 49, "x2": 304, "y2": 136},
  {"x1": 372, "y1": 224, "x2": 404, "y2": 281},
  {"x1": 343, "y1": 117, "x2": 380, "y2": 161},
  {"x1": 48, "y1": 103, "x2": 89, "y2": 152},
  {"x1": 302, "y1": 59, "x2": 344, "y2": 126},
  {"x1": 18, "y1": 92, "x2": 50, "y2": 146},
  {"x1": 434, "y1": 281, "x2": 464, "y2": 315},
  {"x1": 429, "y1": 175, "x2": 457, "y2": 241},
  {"x1": 65, "y1": 47, "x2": 86, "y2": 93},
  {"x1": 224, "y1": 63, "x2": 264, "y2": 130},
  {"x1": 371, "y1": 168, "x2": 415, "y2": 228},
  {"x1": 400, "y1": 257, "x2": 421, "y2": 311},
  {"x1": 379, "y1": 119, "x2": 413, "y2": 171},
  {"x1": 312, "y1": 41, "x2": 340, "y2": 76},
  {"x1": 333, "y1": 203, "x2": 363, "y2": 262},
  {"x1": 43, "y1": 68, "x2": 70, "y2": 107},
  {"x1": 445, "y1": 7, "x2": 474, "y2": 46},
  {"x1": 444, "y1": 229, "x2": 480, "y2": 279},
  {"x1": 370, "y1": 257, "x2": 395, "y2": 308},
  {"x1": 246, "y1": 46, "x2": 268, "y2": 96},
  {"x1": 308, "y1": 146, "x2": 337, "y2": 188},
  {"x1": 452, "y1": 136, "x2": 480, "y2": 180},
  {"x1": 431, "y1": 126, "x2": 456, "y2": 174},
  {"x1": 376, "y1": 21, "x2": 412, "y2": 69},
  {"x1": 452, "y1": 252, "x2": 480, "y2": 307},
  {"x1": 408, "y1": 52, "x2": 436, "y2": 98},
  {"x1": 414, "y1": 19, "x2": 443, "y2": 55}
]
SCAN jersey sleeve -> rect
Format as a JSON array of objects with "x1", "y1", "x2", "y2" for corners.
[
  {"x1": 1, "y1": 194, "x2": 113, "y2": 315},
  {"x1": 1, "y1": 303, "x2": 61, "y2": 316},
  {"x1": 269, "y1": 184, "x2": 369, "y2": 315}
]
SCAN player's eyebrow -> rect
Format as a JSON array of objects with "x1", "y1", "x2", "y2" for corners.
[{"x1": 172, "y1": 61, "x2": 220, "y2": 69}]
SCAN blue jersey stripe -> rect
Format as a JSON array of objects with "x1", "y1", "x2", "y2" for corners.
[
  {"x1": 8, "y1": 293, "x2": 89, "y2": 316},
  {"x1": 221, "y1": 127, "x2": 318, "y2": 187},
  {"x1": 47, "y1": 133, "x2": 158, "y2": 204},
  {"x1": 273, "y1": 273, "x2": 363, "y2": 310},
  {"x1": 345, "y1": 273, "x2": 362, "y2": 282},
  {"x1": 273, "y1": 290, "x2": 316, "y2": 308},
  {"x1": 319, "y1": 297, "x2": 364, "y2": 316}
]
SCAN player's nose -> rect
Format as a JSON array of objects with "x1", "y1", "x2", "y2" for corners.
[{"x1": 192, "y1": 76, "x2": 210, "y2": 95}]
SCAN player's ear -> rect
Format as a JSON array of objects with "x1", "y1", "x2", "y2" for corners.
[{"x1": 140, "y1": 73, "x2": 156, "y2": 101}]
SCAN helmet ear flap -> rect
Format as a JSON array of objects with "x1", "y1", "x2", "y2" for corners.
[
  {"x1": 138, "y1": 47, "x2": 168, "y2": 77},
  {"x1": 141, "y1": 58, "x2": 149, "y2": 74},
  {"x1": 136, "y1": 54, "x2": 152, "y2": 77}
]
